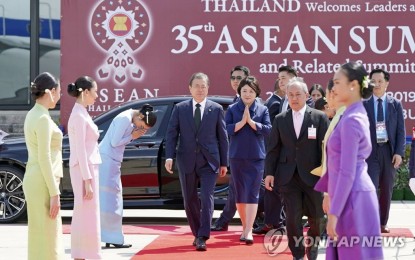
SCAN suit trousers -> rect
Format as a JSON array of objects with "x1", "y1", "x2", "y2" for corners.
[
  {"x1": 264, "y1": 187, "x2": 283, "y2": 226},
  {"x1": 178, "y1": 153, "x2": 217, "y2": 239},
  {"x1": 215, "y1": 177, "x2": 237, "y2": 226},
  {"x1": 367, "y1": 143, "x2": 395, "y2": 226},
  {"x1": 279, "y1": 171, "x2": 323, "y2": 260}
]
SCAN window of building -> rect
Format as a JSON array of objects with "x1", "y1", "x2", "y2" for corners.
[{"x1": 0, "y1": 0, "x2": 60, "y2": 108}]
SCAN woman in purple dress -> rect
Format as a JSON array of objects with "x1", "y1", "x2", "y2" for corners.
[{"x1": 315, "y1": 62, "x2": 384, "y2": 259}]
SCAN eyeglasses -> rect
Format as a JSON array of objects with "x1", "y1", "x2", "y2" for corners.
[{"x1": 230, "y1": 76, "x2": 243, "y2": 81}]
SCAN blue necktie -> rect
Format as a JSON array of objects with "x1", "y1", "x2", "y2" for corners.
[
  {"x1": 194, "y1": 103, "x2": 201, "y2": 129},
  {"x1": 377, "y1": 99, "x2": 384, "y2": 122}
]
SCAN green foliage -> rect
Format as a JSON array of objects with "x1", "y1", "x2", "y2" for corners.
[
  {"x1": 394, "y1": 164, "x2": 409, "y2": 190},
  {"x1": 393, "y1": 143, "x2": 411, "y2": 190}
]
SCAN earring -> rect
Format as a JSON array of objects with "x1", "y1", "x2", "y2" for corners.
[{"x1": 350, "y1": 88, "x2": 354, "y2": 91}]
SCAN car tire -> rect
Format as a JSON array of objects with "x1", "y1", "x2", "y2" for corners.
[{"x1": 0, "y1": 166, "x2": 27, "y2": 223}]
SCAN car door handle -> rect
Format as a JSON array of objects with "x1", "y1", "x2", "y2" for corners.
[{"x1": 134, "y1": 142, "x2": 156, "y2": 148}]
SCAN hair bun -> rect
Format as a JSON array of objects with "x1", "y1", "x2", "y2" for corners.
[
  {"x1": 67, "y1": 82, "x2": 80, "y2": 97},
  {"x1": 30, "y1": 82, "x2": 42, "y2": 97},
  {"x1": 68, "y1": 83, "x2": 76, "y2": 92},
  {"x1": 141, "y1": 103, "x2": 153, "y2": 112}
]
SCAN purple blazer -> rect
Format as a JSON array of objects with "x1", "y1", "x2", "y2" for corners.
[{"x1": 315, "y1": 101, "x2": 376, "y2": 217}]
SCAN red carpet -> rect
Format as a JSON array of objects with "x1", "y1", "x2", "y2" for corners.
[
  {"x1": 63, "y1": 224, "x2": 414, "y2": 238},
  {"x1": 380, "y1": 228, "x2": 414, "y2": 238},
  {"x1": 132, "y1": 230, "x2": 293, "y2": 260},
  {"x1": 62, "y1": 225, "x2": 414, "y2": 259}
]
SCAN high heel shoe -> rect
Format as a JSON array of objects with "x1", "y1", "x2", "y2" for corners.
[
  {"x1": 239, "y1": 236, "x2": 246, "y2": 242},
  {"x1": 245, "y1": 239, "x2": 254, "y2": 245},
  {"x1": 105, "y1": 243, "x2": 132, "y2": 248}
]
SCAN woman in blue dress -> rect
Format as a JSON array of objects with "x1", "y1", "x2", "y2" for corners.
[
  {"x1": 99, "y1": 104, "x2": 157, "y2": 248},
  {"x1": 225, "y1": 76, "x2": 271, "y2": 244}
]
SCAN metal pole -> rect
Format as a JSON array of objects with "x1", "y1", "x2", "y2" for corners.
[{"x1": 30, "y1": 0, "x2": 39, "y2": 91}]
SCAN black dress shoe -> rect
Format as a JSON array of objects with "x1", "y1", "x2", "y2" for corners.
[
  {"x1": 210, "y1": 223, "x2": 228, "y2": 231},
  {"x1": 195, "y1": 237, "x2": 207, "y2": 251},
  {"x1": 192, "y1": 238, "x2": 197, "y2": 246},
  {"x1": 105, "y1": 243, "x2": 132, "y2": 248},
  {"x1": 252, "y1": 224, "x2": 273, "y2": 235},
  {"x1": 381, "y1": 225, "x2": 390, "y2": 233},
  {"x1": 320, "y1": 229, "x2": 327, "y2": 240}
]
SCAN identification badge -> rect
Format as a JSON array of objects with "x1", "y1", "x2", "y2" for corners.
[
  {"x1": 308, "y1": 125, "x2": 317, "y2": 139},
  {"x1": 376, "y1": 121, "x2": 388, "y2": 143}
]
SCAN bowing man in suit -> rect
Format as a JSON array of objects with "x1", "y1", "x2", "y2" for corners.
[
  {"x1": 67, "y1": 76, "x2": 102, "y2": 259},
  {"x1": 363, "y1": 68, "x2": 406, "y2": 233},
  {"x1": 265, "y1": 77, "x2": 329, "y2": 260},
  {"x1": 165, "y1": 72, "x2": 229, "y2": 251}
]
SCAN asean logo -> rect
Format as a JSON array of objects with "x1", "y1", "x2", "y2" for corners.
[{"x1": 90, "y1": 0, "x2": 151, "y2": 84}]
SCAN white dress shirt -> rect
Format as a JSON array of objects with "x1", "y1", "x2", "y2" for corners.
[
  {"x1": 293, "y1": 105, "x2": 306, "y2": 138},
  {"x1": 192, "y1": 98, "x2": 207, "y2": 120}
]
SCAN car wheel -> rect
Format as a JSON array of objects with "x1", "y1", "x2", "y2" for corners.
[{"x1": 0, "y1": 166, "x2": 27, "y2": 223}]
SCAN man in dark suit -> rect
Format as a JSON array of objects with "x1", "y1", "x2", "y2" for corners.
[
  {"x1": 278, "y1": 65, "x2": 298, "y2": 114},
  {"x1": 265, "y1": 78, "x2": 329, "y2": 260},
  {"x1": 363, "y1": 68, "x2": 406, "y2": 233},
  {"x1": 265, "y1": 78, "x2": 284, "y2": 120},
  {"x1": 165, "y1": 72, "x2": 229, "y2": 251},
  {"x1": 278, "y1": 66, "x2": 314, "y2": 114},
  {"x1": 255, "y1": 65, "x2": 313, "y2": 235},
  {"x1": 253, "y1": 78, "x2": 285, "y2": 235},
  {"x1": 211, "y1": 65, "x2": 250, "y2": 231},
  {"x1": 410, "y1": 137, "x2": 415, "y2": 194}
]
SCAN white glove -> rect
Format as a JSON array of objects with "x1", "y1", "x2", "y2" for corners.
[{"x1": 409, "y1": 178, "x2": 415, "y2": 195}]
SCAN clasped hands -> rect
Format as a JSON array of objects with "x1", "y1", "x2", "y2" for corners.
[
  {"x1": 240, "y1": 105, "x2": 256, "y2": 128},
  {"x1": 132, "y1": 127, "x2": 147, "y2": 139}
]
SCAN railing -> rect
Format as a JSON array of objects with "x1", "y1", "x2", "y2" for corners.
[
  {"x1": 40, "y1": 1, "x2": 53, "y2": 40},
  {"x1": 0, "y1": 5, "x2": 5, "y2": 36}
]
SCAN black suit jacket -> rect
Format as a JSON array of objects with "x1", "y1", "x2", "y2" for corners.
[
  {"x1": 265, "y1": 106, "x2": 329, "y2": 187},
  {"x1": 265, "y1": 94, "x2": 282, "y2": 122},
  {"x1": 363, "y1": 95, "x2": 406, "y2": 160},
  {"x1": 165, "y1": 99, "x2": 229, "y2": 174},
  {"x1": 410, "y1": 140, "x2": 415, "y2": 178}
]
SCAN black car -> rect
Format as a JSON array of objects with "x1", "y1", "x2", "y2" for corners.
[{"x1": 0, "y1": 96, "x2": 233, "y2": 223}]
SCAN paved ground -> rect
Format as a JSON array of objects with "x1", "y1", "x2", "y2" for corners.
[{"x1": 1, "y1": 201, "x2": 414, "y2": 259}]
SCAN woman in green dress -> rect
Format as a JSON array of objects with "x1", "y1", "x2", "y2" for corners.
[{"x1": 23, "y1": 72, "x2": 64, "y2": 260}]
